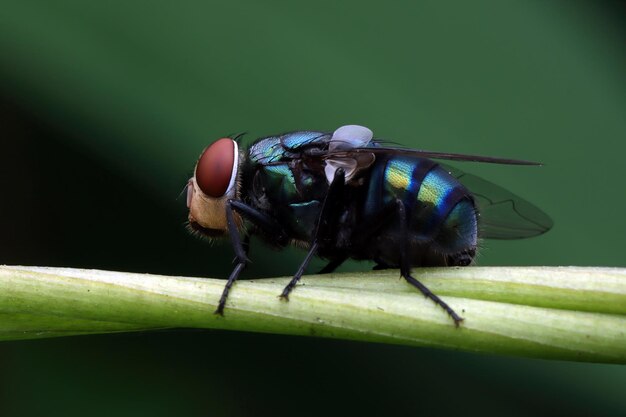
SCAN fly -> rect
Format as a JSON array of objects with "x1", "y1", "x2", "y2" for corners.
[{"x1": 186, "y1": 125, "x2": 552, "y2": 326}]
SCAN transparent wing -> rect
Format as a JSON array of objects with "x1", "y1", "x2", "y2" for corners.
[
  {"x1": 323, "y1": 142, "x2": 552, "y2": 239},
  {"x1": 326, "y1": 145, "x2": 541, "y2": 166},
  {"x1": 441, "y1": 163, "x2": 553, "y2": 239}
]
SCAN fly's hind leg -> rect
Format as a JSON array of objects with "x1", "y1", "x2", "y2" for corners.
[
  {"x1": 401, "y1": 272, "x2": 464, "y2": 326},
  {"x1": 396, "y1": 200, "x2": 464, "y2": 327}
]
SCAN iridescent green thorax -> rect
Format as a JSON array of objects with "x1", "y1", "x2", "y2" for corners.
[
  {"x1": 248, "y1": 136, "x2": 284, "y2": 165},
  {"x1": 248, "y1": 131, "x2": 330, "y2": 165},
  {"x1": 246, "y1": 132, "x2": 330, "y2": 241}
]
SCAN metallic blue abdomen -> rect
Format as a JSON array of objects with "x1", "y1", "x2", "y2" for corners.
[{"x1": 363, "y1": 156, "x2": 478, "y2": 261}]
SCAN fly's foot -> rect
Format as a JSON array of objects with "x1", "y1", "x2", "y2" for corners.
[
  {"x1": 401, "y1": 269, "x2": 464, "y2": 327},
  {"x1": 278, "y1": 286, "x2": 292, "y2": 301}
]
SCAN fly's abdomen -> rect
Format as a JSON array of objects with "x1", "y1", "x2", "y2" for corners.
[
  {"x1": 414, "y1": 165, "x2": 478, "y2": 252},
  {"x1": 365, "y1": 157, "x2": 478, "y2": 261}
]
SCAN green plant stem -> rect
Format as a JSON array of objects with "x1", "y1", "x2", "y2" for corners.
[{"x1": 0, "y1": 265, "x2": 624, "y2": 363}]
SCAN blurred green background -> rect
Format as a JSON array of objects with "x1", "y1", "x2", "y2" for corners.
[{"x1": 0, "y1": 1, "x2": 625, "y2": 416}]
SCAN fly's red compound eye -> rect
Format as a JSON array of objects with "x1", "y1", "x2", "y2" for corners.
[{"x1": 195, "y1": 138, "x2": 238, "y2": 198}]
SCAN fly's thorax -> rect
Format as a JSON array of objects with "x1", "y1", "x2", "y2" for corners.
[{"x1": 187, "y1": 138, "x2": 243, "y2": 237}]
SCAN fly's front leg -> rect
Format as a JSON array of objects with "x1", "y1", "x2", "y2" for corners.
[
  {"x1": 216, "y1": 200, "x2": 288, "y2": 315},
  {"x1": 280, "y1": 167, "x2": 346, "y2": 300},
  {"x1": 215, "y1": 202, "x2": 250, "y2": 315},
  {"x1": 229, "y1": 200, "x2": 289, "y2": 245},
  {"x1": 396, "y1": 199, "x2": 464, "y2": 327}
]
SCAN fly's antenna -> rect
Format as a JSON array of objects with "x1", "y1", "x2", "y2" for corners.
[
  {"x1": 232, "y1": 132, "x2": 247, "y2": 143},
  {"x1": 223, "y1": 132, "x2": 247, "y2": 143}
]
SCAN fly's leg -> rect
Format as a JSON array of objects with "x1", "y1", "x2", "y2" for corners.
[
  {"x1": 241, "y1": 234, "x2": 251, "y2": 257},
  {"x1": 216, "y1": 203, "x2": 249, "y2": 315},
  {"x1": 317, "y1": 194, "x2": 399, "y2": 274},
  {"x1": 401, "y1": 272, "x2": 463, "y2": 326},
  {"x1": 280, "y1": 241, "x2": 319, "y2": 300},
  {"x1": 318, "y1": 256, "x2": 348, "y2": 274},
  {"x1": 396, "y1": 199, "x2": 464, "y2": 327},
  {"x1": 280, "y1": 168, "x2": 346, "y2": 300},
  {"x1": 216, "y1": 200, "x2": 288, "y2": 315},
  {"x1": 229, "y1": 200, "x2": 289, "y2": 245}
]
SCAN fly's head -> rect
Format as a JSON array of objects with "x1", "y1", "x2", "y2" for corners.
[{"x1": 187, "y1": 137, "x2": 243, "y2": 239}]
